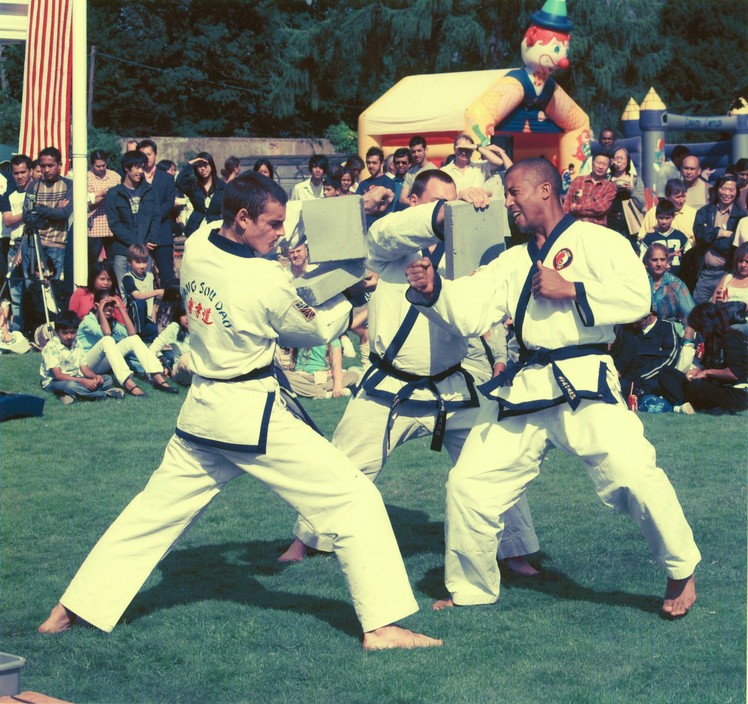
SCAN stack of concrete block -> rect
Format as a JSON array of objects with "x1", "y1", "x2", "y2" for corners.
[
  {"x1": 293, "y1": 196, "x2": 368, "y2": 305},
  {"x1": 443, "y1": 199, "x2": 508, "y2": 280}
]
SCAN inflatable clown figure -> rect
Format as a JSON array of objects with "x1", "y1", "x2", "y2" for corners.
[{"x1": 464, "y1": 0, "x2": 590, "y2": 172}]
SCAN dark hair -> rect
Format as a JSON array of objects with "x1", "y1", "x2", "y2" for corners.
[
  {"x1": 121, "y1": 150, "x2": 147, "y2": 171},
  {"x1": 612, "y1": 147, "x2": 632, "y2": 175},
  {"x1": 655, "y1": 199, "x2": 676, "y2": 218},
  {"x1": 409, "y1": 135, "x2": 427, "y2": 149},
  {"x1": 157, "y1": 159, "x2": 176, "y2": 172},
  {"x1": 393, "y1": 147, "x2": 412, "y2": 163},
  {"x1": 308, "y1": 154, "x2": 328, "y2": 172},
  {"x1": 222, "y1": 172, "x2": 288, "y2": 222},
  {"x1": 591, "y1": 148, "x2": 612, "y2": 162},
  {"x1": 171, "y1": 294, "x2": 189, "y2": 342},
  {"x1": 665, "y1": 178, "x2": 686, "y2": 197},
  {"x1": 39, "y1": 146, "x2": 62, "y2": 163},
  {"x1": 157, "y1": 285, "x2": 182, "y2": 331},
  {"x1": 688, "y1": 302, "x2": 732, "y2": 363},
  {"x1": 222, "y1": 156, "x2": 241, "y2": 180},
  {"x1": 732, "y1": 242, "x2": 748, "y2": 275},
  {"x1": 323, "y1": 175, "x2": 341, "y2": 190},
  {"x1": 54, "y1": 310, "x2": 80, "y2": 331},
  {"x1": 644, "y1": 242, "x2": 669, "y2": 264},
  {"x1": 94, "y1": 289, "x2": 114, "y2": 304},
  {"x1": 671, "y1": 145, "x2": 690, "y2": 161},
  {"x1": 127, "y1": 243, "x2": 150, "y2": 262},
  {"x1": 10, "y1": 154, "x2": 32, "y2": 169},
  {"x1": 90, "y1": 149, "x2": 108, "y2": 164},
  {"x1": 599, "y1": 128, "x2": 616, "y2": 140},
  {"x1": 366, "y1": 146, "x2": 384, "y2": 162},
  {"x1": 505, "y1": 157, "x2": 562, "y2": 197},
  {"x1": 193, "y1": 152, "x2": 218, "y2": 189},
  {"x1": 735, "y1": 158, "x2": 748, "y2": 172},
  {"x1": 87, "y1": 260, "x2": 121, "y2": 297},
  {"x1": 137, "y1": 139, "x2": 158, "y2": 153},
  {"x1": 345, "y1": 155, "x2": 364, "y2": 172},
  {"x1": 252, "y1": 158, "x2": 275, "y2": 180},
  {"x1": 31, "y1": 159, "x2": 40, "y2": 170},
  {"x1": 710, "y1": 174, "x2": 739, "y2": 205},
  {"x1": 339, "y1": 168, "x2": 354, "y2": 191},
  {"x1": 410, "y1": 169, "x2": 455, "y2": 199}
]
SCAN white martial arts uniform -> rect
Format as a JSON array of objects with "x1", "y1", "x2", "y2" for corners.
[
  {"x1": 294, "y1": 203, "x2": 539, "y2": 560},
  {"x1": 59, "y1": 228, "x2": 419, "y2": 634},
  {"x1": 408, "y1": 214, "x2": 701, "y2": 605}
]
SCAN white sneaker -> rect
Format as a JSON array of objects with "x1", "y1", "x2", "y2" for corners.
[
  {"x1": 340, "y1": 335, "x2": 356, "y2": 358},
  {"x1": 105, "y1": 388, "x2": 126, "y2": 400},
  {"x1": 60, "y1": 394, "x2": 75, "y2": 406}
]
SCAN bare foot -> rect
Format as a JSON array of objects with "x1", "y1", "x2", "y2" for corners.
[
  {"x1": 432, "y1": 597, "x2": 455, "y2": 611},
  {"x1": 38, "y1": 603, "x2": 76, "y2": 634},
  {"x1": 362, "y1": 625, "x2": 442, "y2": 651},
  {"x1": 662, "y1": 574, "x2": 697, "y2": 617},
  {"x1": 277, "y1": 537, "x2": 309, "y2": 563},
  {"x1": 500, "y1": 556, "x2": 539, "y2": 577}
]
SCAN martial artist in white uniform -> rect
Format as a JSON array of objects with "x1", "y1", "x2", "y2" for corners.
[
  {"x1": 287, "y1": 170, "x2": 539, "y2": 564},
  {"x1": 39, "y1": 174, "x2": 441, "y2": 651},
  {"x1": 406, "y1": 159, "x2": 701, "y2": 617}
]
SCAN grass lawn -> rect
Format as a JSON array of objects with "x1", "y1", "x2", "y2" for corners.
[{"x1": 1, "y1": 351, "x2": 745, "y2": 704}]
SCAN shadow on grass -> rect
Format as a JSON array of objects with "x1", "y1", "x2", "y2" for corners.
[
  {"x1": 124, "y1": 540, "x2": 360, "y2": 638},
  {"x1": 417, "y1": 557, "x2": 662, "y2": 614}
]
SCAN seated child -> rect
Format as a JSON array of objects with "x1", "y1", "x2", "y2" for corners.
[
  {"x1": 149, "y1": 297, "x2": 192, "y2": 386},
  {"x1": 40, "y1": 310, "x2": 121, "y2": 404},
  {"x1": 283, "y1": 339, "x2": 361, "y2": 399},
  {"x1": 121, "y1": 244, "x2": 163, "y2": 342},
  {"x1": 77, "y1": 290, "x2": 178, "y2": 396},
  {"x1": 638, "y1": 199, "x2": 690, "y2": 276}
]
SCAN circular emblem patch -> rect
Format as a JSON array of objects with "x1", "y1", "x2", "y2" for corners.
[{"x1": 553, "y1": 248, "x2": 573, "y2": 270}]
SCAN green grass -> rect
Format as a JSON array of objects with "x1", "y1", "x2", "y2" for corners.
[{"x1": 1, "y1": 352, "x2": 746, "y2": 704}]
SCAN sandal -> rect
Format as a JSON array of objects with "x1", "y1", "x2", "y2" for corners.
[
  {"x1": 152, "y1": 380, "x2": 178, "y2": 395},
  {"x1": 124, "y1": 379, "x2": 147, "y2": 397}
]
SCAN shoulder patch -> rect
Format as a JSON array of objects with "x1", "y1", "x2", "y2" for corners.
[
  {"x1": 293, "y1": 300, "x2": 316, "y2": 321},
  {"x1": 553, "y1": 248, "x2": 573, "y2": 270}
]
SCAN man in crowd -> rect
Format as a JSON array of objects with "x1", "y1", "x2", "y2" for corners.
[
  {"x1": 291, "y1": 155, "x2": 328, "y2": 200},
  {"x1": 137, "y1": 139, "x2": 177, "y2": 285},
  {"x1": 399, "y1": 135, "x2": 438, "y2": 205},
  {"x1": 280, "y1": 169, "x2": 540, "y2": 576},
  {"x1": 405, "y1": 157, "x2": 700, "y2": 619},
  {"x1": 563, "y1": 150, "x2": 617, "y2": 225},
  {"x1": 680, "y1": 155, "x2": 710, "y2": 209},
  {"x1": 638, "y1": 178, "x2": 697, "y2": 245},
  {"x1": 87, "y1": 149, "x2": 121, "y2": 266},
  {"x1": 655, "y1": 145, "x2": 690, "y2": 197},
  {"x1": 38, "y1": 172, "x2": 441, "y2": 652}
]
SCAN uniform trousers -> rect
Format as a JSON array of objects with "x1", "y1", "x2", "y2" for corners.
[
  {"x1": 59, "y1": 400, "x2": 418, "y2": 633},
  {"x1": 84, "y1": 335, "x2": 162, "y2": 385},
  {"x1": 443, "y1": 398, "x2": 701, "y2": 605},
  {"x1": 295, "y1": 390, "x2": 540, "y2": 559}
]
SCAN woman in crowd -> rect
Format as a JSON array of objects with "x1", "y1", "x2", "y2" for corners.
[
  {"x1": 607, "y1": 146, "x2": 645, "y2": 240},
  {"x1": 150, "y1": 296, "x2": 192, "y2": 387},
  {"x1": 645, "y1": 243, "x2": 694, "y2": 336},
  {"x1": 221, "y1": 156, "x2": 241, "y2": 183},
  {"x1": 712, "y1": 241, "x2": 748, "y2": 336},
  {"x1": 175, "y1": 152, "x2": 225, "y2": 236},
  {"x1": 660, "y1": 302, "x2": 748, "y2": 414},
  {"x1": 68, "y1": 261, "x2": 127, "y2": 326},
  {"x1": 692, "y1": 174, "x2": 746, "y2": 303},
  {"x1": 339, "y1": 168, "x2": 355, "y2": 196},
  {"x1": 252, "y1": 159, "x2": 275, "y2": 181}
]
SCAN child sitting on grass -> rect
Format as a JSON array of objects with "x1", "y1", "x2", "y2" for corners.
[
  {"x1": 122, "y1": 243, "x2": 163, "y2": 342},
  {"x1": 40, "y1": 310, "x2": 122, "y2": 404},
  {"x1": 150, "y1": 296, "x2": 192, "y2": 386},
  {"x1": 77, "y1": 291, "x2": 177, "y2": 396}
]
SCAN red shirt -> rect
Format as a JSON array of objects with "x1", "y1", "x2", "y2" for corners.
[{"x1": 563, "y1": 175, "x2": 617, "y2": 226}]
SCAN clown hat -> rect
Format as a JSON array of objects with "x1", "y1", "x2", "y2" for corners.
[{"x1": 530, "y1": 0, "x2": 573, "y2": 32}]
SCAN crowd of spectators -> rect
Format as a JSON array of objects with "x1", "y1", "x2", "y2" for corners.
[{"x1": 1, "y1": 131, "x2": 746, "y2": 414}]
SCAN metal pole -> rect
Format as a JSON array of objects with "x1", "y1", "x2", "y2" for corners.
[
  {"x1": 87, "y1": 44, "x2": 95, "y2": 127},
  {"x1": 72, "y1": 0, "x2": 88, "y2": 288}
]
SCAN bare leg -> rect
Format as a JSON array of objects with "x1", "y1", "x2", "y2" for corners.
[
  {"x1": 38, "y1": 603, "x2": 76, "y2": 634},
  {"x1": 432, "y1": 598, "x2": 455, "y2": 611},
  {"x1": 362, "y1": 624, "x2": 442, "y2": 651},
  {"x1": 277, "y1": 536, "x2": 309, "y2": 563},
  {"x1": 500, "y1": 556, "x2": 539, "y2": 577},
  {"x1": 662, "y1": 574, "x2": 696, "y2": 617}
]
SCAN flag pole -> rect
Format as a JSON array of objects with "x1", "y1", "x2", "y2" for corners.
[{"x1": 71, "y1": 0, "x2": 87, "y2": 287}]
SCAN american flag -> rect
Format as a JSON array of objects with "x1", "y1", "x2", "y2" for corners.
[{"x1": 18, "y1": 0, "x2": 73, "y2": 171}]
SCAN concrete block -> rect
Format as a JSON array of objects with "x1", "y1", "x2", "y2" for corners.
[
  {"x1": 301, "y1": 196, "x2": 368, "y2": 264},
  {"x1": 444, "y1": 199, "x2": 508, "y2": 279},
  {"x1": 294, "y1": 259, "x2": 367, "y2": 306}
]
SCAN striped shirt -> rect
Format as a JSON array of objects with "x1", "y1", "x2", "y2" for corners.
[{"x1": 87, "y1": 169, "x2": 121, "y2": 239}]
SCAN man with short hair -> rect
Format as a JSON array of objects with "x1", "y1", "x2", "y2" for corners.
[
  {"x1": 137, "y1": 139, "x2": 177, "y2": 285},
  {"x1": 280, "y1": 169, "x2": 541, "y2": 576},
  {"x1": 22, "y1": 146, "x2": 73, "y2": 280},
  {"x1": 291, "y1": 155, "x2": 328, "y2": 201},
  {"x1": 405, "y1": 157, "x2": 700, "y2": 619},
  {"x1": 400, "y1": 135, "x2": 438, "y2": 206},
  {"x1": 563, "y1": 150, "x2": 617, "y2": 225},
  {"x1": 440, "y1": 134, "x2": 509, "y2": 193},
  {"x1": 1, "y1": 155, "x2": 33, "y2": 329},
  {"x1": 87, "y1": 149, "x2": 121, "y2": 265},
  {"x1": 655, "y1": 145, "x2": 689, "y2": 197},
  {"x1": 638, "y1": 178, "x2": 697, "y2": 245},
  {"x1": 359, "y1": 148, "x2": 395, "y2": 228},
  {"x1": 39, "y1": 172, "x2": 442, "y2": 652},
  {"x1": 579, "y1": 128, "x2": 637, "y2": 177},
  {"x1": 679, "y1": 155, "x2": 710, "y2": 209},
  {"x1": 390, "y1": 147, "x2": 412, "y2": 210}
]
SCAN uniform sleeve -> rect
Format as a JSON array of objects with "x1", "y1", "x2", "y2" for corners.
[
  {"x1": 367, "y1": 202, "x2": 443, "y2": 270},
  {"x1": 572, "y1": 232, "x2": 651, "y2": 327},
  {"x1": 265, "y1": 267, "x2": 352, "y2": 349}
]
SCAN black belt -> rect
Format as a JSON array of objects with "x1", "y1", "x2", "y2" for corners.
[
  {"x1": 479, "y1": 343, "x2": 608, "y2": 411},
  {"x1": 197, "y1": 364, "x2": 274, "y2": 383}
]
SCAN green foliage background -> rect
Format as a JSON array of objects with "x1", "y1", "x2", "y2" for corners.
[{"x1": 0, "y1": 0, "x2": 747, "y2": 145}]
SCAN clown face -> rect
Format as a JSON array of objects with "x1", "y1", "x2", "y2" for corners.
[{"x1": 521, "y1": 25, "x2": 570, "y2": 84}]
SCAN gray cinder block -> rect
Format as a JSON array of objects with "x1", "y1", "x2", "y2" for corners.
[
  {"x1": 444, "y1": 200, "x2": 507, "y2": 279},
  {"x1": 302, "y1": 196, "x2": 368, "y2": 263},
  {"x1": 294, "y1": 259, "x2": 367, "y2": 306}
]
